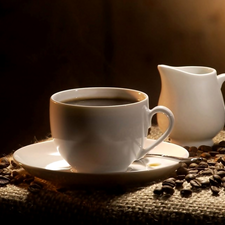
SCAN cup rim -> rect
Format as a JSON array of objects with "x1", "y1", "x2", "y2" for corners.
[{"x1": 51, "y1": 87, "x2": 148, "y2": 108}]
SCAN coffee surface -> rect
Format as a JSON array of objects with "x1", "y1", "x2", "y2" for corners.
[{"x1": 62, "y1": 97, "x2": 137, "y2": 106}]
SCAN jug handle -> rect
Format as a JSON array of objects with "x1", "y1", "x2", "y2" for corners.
[{"x1": 217, "y1": 73, "x2": 225, "y2": 89}]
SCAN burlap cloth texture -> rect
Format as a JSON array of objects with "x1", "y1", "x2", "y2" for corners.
[{"x1": 1, "y1": 126, "x2": 225, "y2": 224}]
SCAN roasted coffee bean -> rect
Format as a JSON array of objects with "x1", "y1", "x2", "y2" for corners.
[
  {"x1": 176, "y1": 175, "x2": 186, "y2": 180},
  {"x1": 213, "y1": 174, "x2": 222, "y2": 183},
  {"x1": 217, "y1": 157, "x2": 225, "y2": 166},
  {"x1": 188, "y1": 169, "x2": 199, "y2": 174},
  {"x1": 189, "y1": 146, "x2": 198, "y2": 153},
  {"x1": 201, "y1": 169, "x2": 213, "y2": 176},
  {"x1": 217, "y1": 168, "x2": 225, "y2": 171},
  {"x1": 211, "y1": 185, "x2": 220, "y2": 195},
  {"x1": 24, "y1": 175, "x2": 34, "y2": 184},
  {"x1": 198, "y1": 161, "x2": 208, "y2": 168},
  {"x1": 162, "y1": 178, "x2": 176, "y2": 188},
  {"x1": 219, "y1": 141, "x2": 225, "y2": 147},
  {"x1": 175, "y1": 179, "x2": 184, "y2": 187},
  {"x1": 189, "y1": 151, "x2": 198, "y2": 157},
  {"x1": 10, "y1": 160, "x2": 20, "y2": 169},
  {"x1": 207, "y1": 159, "x2": 216, "y2": 166},
  {"x1": 162, "y1": 185, "x2": 174, "y2": 195},
  {"x1": 1, "y1": 168, "x2": 11, "y2": 175},
  {"x1": 189, "y1": 163, "x2": 198, "y2": 169},
  {"x1": 217, "y1": 147, "x2": 225, "y2": 154},
  {"x1": 209, "y1": 151, "x2": 219, "y2": 157},
  {"x1": 10, "y1": 174, "x2": 24, "y2": 185},
  {"x1": 176, "y1": 166, "x2": 189, "y2": 175},
  {"x1": 153, "y1": 186, "x2": 163, "y2": 195},
  {"x1": 0, "y1": 157, "x2": 10, "y2": 169},
  {"x1": 0, "y1": 175, "x2": 10, "y2": 186},
  {"x1": 185, "y1": 174, "x2": 196, "y2": 182},
  {"x1": 28, "y1": 181, "x2": 43, "y2": 193},
  {"x1": 222, "y1": 177, "x2": 225, "y2": 182},
  {"x1": 209, "y1": 177, "x2": 220, "y2": 187},
  {"x1": 198, "y1": 145, "x2": 212, "y2": 152},
  {"x1": 200, "y1": 179, "x2": 210, "y2": 188},
  {"x1": 11, "y1": 170, "x2": 19, "y2": 177},
  {"x1": 190, "y1": 179, "x2": 202, "y2": 188},
  {"x1": 200, "y1": 152, "x2": 211, "y2": 159},
  {"x1": 0, "y1": 162, "x2": 8, "y2": 169},
  {"x1": 180, "y1": 188, "x2": 192, "y2": 197},
  {"x1": 180, "y1": 162, "x2": 188, "y2": 168}
]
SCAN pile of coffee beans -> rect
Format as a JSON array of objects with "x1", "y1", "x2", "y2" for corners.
[
  {"x1": 153, "y1": 141, "x2": 225, "y2": 197},
  {"x1": 0, "y1": 156, "x2": 43, "y2": 193}
]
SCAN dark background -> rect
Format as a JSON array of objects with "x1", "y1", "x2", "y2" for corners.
[{"x1": 1, "y1": 0, "x2": 225, "y2": 155}]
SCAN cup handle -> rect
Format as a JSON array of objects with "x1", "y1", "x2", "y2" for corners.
[
  {"x1": 136, "y1": 106, "x2": 174, "y2": 160},
  {"x1": 217, "y1": 73, "x2": 225, "y2": 89}
]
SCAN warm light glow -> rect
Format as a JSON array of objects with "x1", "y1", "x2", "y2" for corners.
[{"x1": 45, "y1": 160, "x2": 71, "y2": 171}]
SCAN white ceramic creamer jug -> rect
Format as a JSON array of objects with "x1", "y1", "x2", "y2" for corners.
[{"x1": 157, "y1": 64, "x2": 225, "y2": 147}]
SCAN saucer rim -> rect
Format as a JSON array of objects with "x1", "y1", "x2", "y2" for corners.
[
  {"x1": 13, "y1": 139, "x2": 189, "y2": 175},
  {"x1": 13, "y1": 139, "x2": 189, "y2": 187}
]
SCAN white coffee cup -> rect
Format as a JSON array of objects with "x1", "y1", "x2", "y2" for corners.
[{"x1": 50, "y1": 87, "x2": 174, "y2": 173}]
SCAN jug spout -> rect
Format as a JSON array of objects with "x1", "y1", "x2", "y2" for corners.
[
  {"x1": 157, "y1": 64, "x2": 182, "y2": 81},
  {"x1": 157, "y1": 64, "x2": 176, "y2": 76}
]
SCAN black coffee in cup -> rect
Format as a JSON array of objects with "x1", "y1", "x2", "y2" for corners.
[{"x1": 62, "y1": 97, "x2": 137, "y2": 106}]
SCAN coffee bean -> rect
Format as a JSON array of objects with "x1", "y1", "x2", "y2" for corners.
[
  {"x1": 217, "y1": 147, "x2": 225, "y2": 154},
  {"x1": 176, "y1": 175, "x2": 186, "y2": 180},
  {"x1": 162, "y1": 178, "x2": 176, "y2": 188},
  {"x1": 209, "y1": 177, "x2": 220, "y2": 187},
  {"x1": 162, "y1": 185, "x2": 174, "y2": 195},
  {"x1": 189, "y1": 146, "x2": 198, "y2": 153},
  {"x1": 180, "y1": 188, "x2": 192, "y2": 197},
  {"x1": 180, "y1": 162, "x2": 188, "y2": 168},
  {"x1": 198, "y1": 145, "x2": 212, "y2": 152},
  {"x1": 198, "y1": 161, "x2": 208, "y2": 168},
  {"x1": 153, "y1": 186, "x2": 163, "y2": 195},
  {"x1": 200, "y1": 152, "x2": 211, "y2": 159},
  {"x1": 211, "y1": 185, "x2": 220, "y2": 195},
  {"x1": 0, "y1": 157, "x2": 10, "y2": 169},
  {"x1": 10, "y1": 174, "x2": 24, "y2": 185},
  {"x1": 219, "y1": 141, "x2": 225, "y2": 147},
  {"x1": 209, "y1": 151, "x2": 219, "y2": 157},
  {"x1": 1, "y1": 168, "x2": 11, "y2": 176},
  {"x1": 24, "y1": 175, "x2": 34, "y2": 184},
  {"x1": 0, "y1": 175, "x2": 10, "y2": 186},
  {"x1": 12, "y1": 170, "x2": 19, "y2": 177},
  {"x1": 10, "y1": 160, "x2": 20, "y2": 169},
  {"x1": 201, "y1": 169, "x2": 213, "y2": 176},
  {"x1": 176, "y1": 166, "x2": 189, "y2": 175},
  {"x1": 189, "y1": 151, "x2": 198, "y2": 157},
  {"x1": 190, "y1": 179, "x2": 202, "y2": 188},
  {"x1": 175, "y1": 179, "x2": 184, "y2": 187},
  {"x1": 217, "y1": 157, "x2": 225, "y2": 166},
  {"x1": 0, "y1": 162, "x2": 8, "y2": 169},
  {"x1": 207, "y1": 159, "x2": 216, "y2": 166},
  {"x1": 188, "y1": 169, "x2": 199, "y2": 174},
  {"x1": 185, "y1": 174, "x2": 196, "y2": 182},
  {"x1": 200, "y1": 179, "x2": 210, "y2": 188},
  {"x1": 28, "y1": 181, "x2": 43, "y2": 193},
  {"x1": 189, "y1": 163, "x2": 199, "y2": 169},
  {"x1": 213, "y1": 174, "x2": 222, "y2": 183}
]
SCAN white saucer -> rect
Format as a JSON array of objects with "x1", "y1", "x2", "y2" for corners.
[{"x1": 13, "y1": 139, "x2": 189, "y2": 187}]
